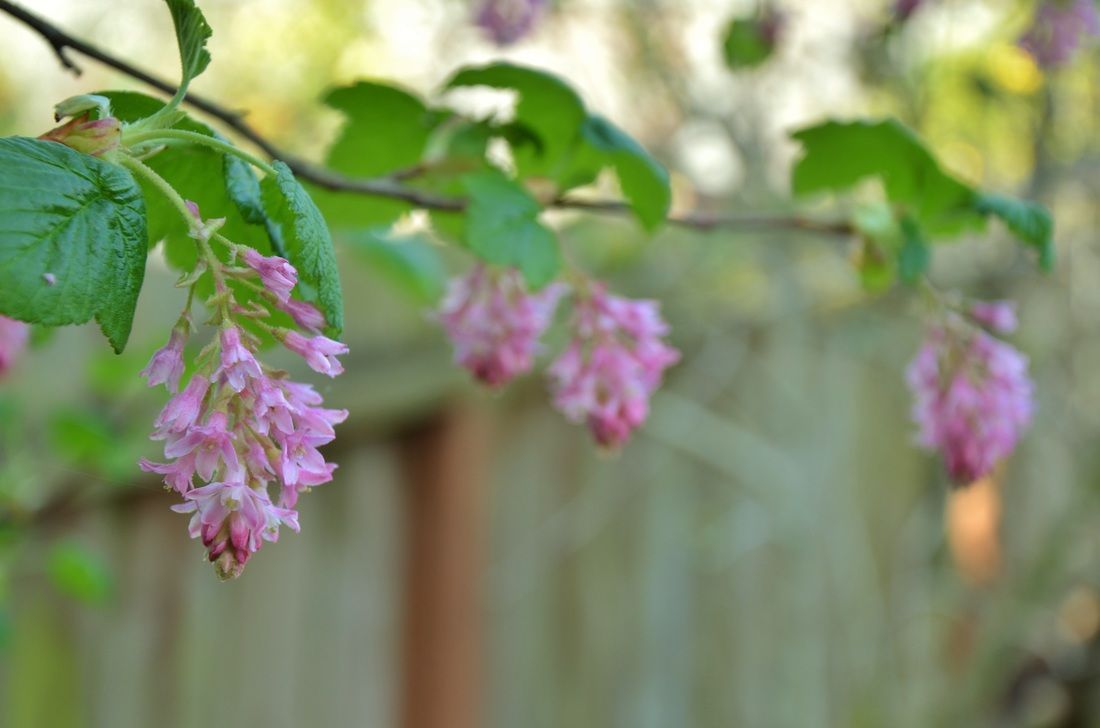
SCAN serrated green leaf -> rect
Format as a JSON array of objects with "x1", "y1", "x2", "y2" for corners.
[
  {"x1": 224, "y1": 153, "x2": 287, "y2": 257},
  {"x1": 722, "y1": 18, "x2": 775, "y2": 70},
  {"x1": 343, "y1": 228, "x2": 447, "y2": 303},
  {"x1": 462, "y1": 170, "x2": 559, "y2": 287},
  {"x1": 790, "y1": 118, "x2": 982, "y2": 235},
  {"x1": 0, "y1": 138, "x2": 146, "y2": 353},
  {"x1": 164, "y1": 0, "x2": 212, "y2": 88},
  {"x1": 262, "y1": 162, "x2": 344, "y2": 336},
  {"x1": 581, "y1": 115, "x2": 670, "y2": 231},
  {"x1": 102, "y1": 92, "x2": 271, "y2": 269},
  {"x1": 975, "y1": 192, "x2": 1054, "y2": 270},
  {"x1": 47, "y1": 542, "x2": 113, "y2": 605},
  {"x1": 445, "y1": 62, "x2": 586, "y2": 179}
]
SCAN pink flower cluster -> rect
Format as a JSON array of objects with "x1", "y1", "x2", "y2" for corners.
[
  {"x1": 1019, "y1": 0, "x2": 1100, "y2": 68},
  {"x1": 0, "y1": 315, "x2": 29, "y2": 377},
  {"x1": 906, "y1": 300, "x2": 1034, "y2": 485},
  {"x1": 549, "y1": 285, "x2": 680, "y2": 449},
  {"x1": 438, "y1": 265, "x2": 567, "y2": 388},
  {"x1": 474, "y1": 0, "x2": 548, "y2": 45},
  {"x1": 140, "y1": 235, "x2": 347, "y2": 579},
  {"x1": 437, "y1": 268, "x2": 679, "y2": 449}
]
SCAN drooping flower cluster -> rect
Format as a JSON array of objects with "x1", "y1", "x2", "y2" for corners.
[
  {"x1": 438, "y1": 265, "x2": 567, "y2": 388},
  {"x1": 1019, "y1": 0, "x2": 1100, "y2": 68},
  {"x1": 474, "y1": 0, "x2": 548, "y2": 45},
  {"x1": 140, "y1": 206, "x2": 347, "y2": 579},
  {"x1": 0, "y1": 315, "x2": 29, "y2": 377},
  {"x1": 549, "y1": 285, "x2": 681, "y2": 449},
  {"x1": 906, "y1": 300, "x2": 1034, "y2": 485},
  {"x1": 436, "y1": 267, "x2": 679, "y2": 449}
]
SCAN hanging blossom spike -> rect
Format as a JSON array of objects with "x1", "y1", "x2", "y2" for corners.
[
  {"x1": 906, "y1": 299, "x2": 1034, "y2": 485},
  {"x1": 548, "y1": 283, "x2": 680, "y2": 449},
  {"x1": 140, "y1": 202, "x2": 347, "y2": 580},
  {"x1": 437, "y1": 265, "x2": 568, "y2": 388},
  {"x1": 474, "y1": 0, "x2": 548, "y2": 45},
  {"x1": 1019, "y1": 0, "x2": 1100, "y2": 69},
  {"x1": 0, "y1": 316, "x2": 29, "y2": 378}
]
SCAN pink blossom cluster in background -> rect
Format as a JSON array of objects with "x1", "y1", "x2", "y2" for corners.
[
  {"x1": 1019, "y1": 0, "x2": 1100, "y2": 68},
  {"x1": 0, "y1": 316, "x2": 29, "y2": 377},
  {"x1": 140, "y1": 206, "x2": 347, "y2": 579},
  {"x1": 438, "y1": 265, "x2": 567, "y2": 388},
  {"x1": 906, "y1": 300, "x2": 1034, "y2": 485},
  {"x1": 438, "y1": 268, "x2": 679, "y2": 449},
  {"x1": 474, "y1": 0, "x2": 548, "y2": 45}
]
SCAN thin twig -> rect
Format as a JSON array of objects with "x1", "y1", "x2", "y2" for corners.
[{"x1": 0, "y1": 0, "x2": 854, "y2": 235}]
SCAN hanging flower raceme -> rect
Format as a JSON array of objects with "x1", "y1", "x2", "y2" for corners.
[
  {"x1": 549, "y1": 284, "x2": 680, "y2": 449},
  {"x1": 474, "y1": 0, "x2": 548, "y2": 45},
  {"x1": 437, "y1": 265, "x2": 567, "y2": 388},
  {"x1": 1019, "y1": 0, "x2": 1100, "y2": 69},
  {"x1": 906, "y1": 300, "x2": 1034, "y2": 485},
  {"x1": 0, "y1": 315, "x2": 29, "y2": 377},
  {"x1": 139, "y1": 203, "x2": 347, "y2": 580}
]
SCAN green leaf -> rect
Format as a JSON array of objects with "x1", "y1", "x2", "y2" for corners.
[
  {"x1": 164, "y1": 0, "x2": 212, "y2": 88},
  {"x1": 102, "y1": 92, "x2": 271, "y2": 269},
  {"x1": 262, "y1": 162, "x2": 344, "y2": 336},
  {"x1": 445, "y1": 62, "x2": 586, "y2": 178},
  {"x1": 47, "y1": 542, "x2": 113, "y2": 605},
  {"x1": 0, "y1": 138, "x2": 147, "y2": 352},
  {"x1": 312, "y1": 81, "x2": 437, "y2": 229},
  {"x1": 580, "y1": 115, "x2": 671, "y2": 231},
  {"x1": 790, "y1": 118, "x2": 982, "y2": 235},
  {"x1": 224, "y1": 153, "x2": 287, "y2": 257},
  {"x1": 897, "y1": 217, "x2": 930, "y2": 284},
  {"x1": 975, "y1": 193, "x2": 1055, "y2": 270},
  {"x1": 722, "y1": 18, "x2": 776, "y2": 70},
  {"x1": 462, "y1": 170, "x2": 560, "y2": 288},
  {"x1": 344, "y1": 228, "x2": 447, "y2": 304}
]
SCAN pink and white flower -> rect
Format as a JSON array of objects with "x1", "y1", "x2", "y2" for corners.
[
  {"x1": 907, "y1": 303, "x2": 1035, "y2": 484},
  {"x1": 438, "y1": 265, "x2": 567, "y2": 388},
  {"x1": 214, "y1": 326, "x2": 263, "y2": 392},
  {"x1": 141, "y1": 326, "x2": 187, "y2": 392},
  {"x1": 548, "y1": 284, "x2": 679, "y2": 449},
  {"x1": 283, "y1": 331, "x2": 348, "y2": 377},
  {"x1": 241, "y1": 248, "x2": 298, "y2": 303}
]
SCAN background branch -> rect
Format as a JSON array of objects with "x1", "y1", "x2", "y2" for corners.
[{"x1": 0, "y1": 0, "x2": 855, "y2": 236}]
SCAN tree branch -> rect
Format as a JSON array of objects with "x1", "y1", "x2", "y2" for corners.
[{"x1": 0, "y1": 0, "x2": 854, "y2": 236}]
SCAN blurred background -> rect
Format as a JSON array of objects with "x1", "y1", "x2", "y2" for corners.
[{"x1": 1, "y1": 0, "x2": 1099, "y2": 725}]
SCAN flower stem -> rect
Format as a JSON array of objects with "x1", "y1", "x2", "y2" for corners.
[{"x1": 124, "y1": 128, "x2": 277, "y2": 176}]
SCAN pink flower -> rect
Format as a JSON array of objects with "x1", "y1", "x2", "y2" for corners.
[
  {"x1": 171, "y1": 480, "x2": 299, "y2": 580},
  {"x1": 141, "y1": 326, "x2": 187, "y2": 392},
  {"x1": 0, "y1": 316, "x2": 29, "y2": 377},
  {"x1": 163, "y1": 411, "x2": 240, "y2": 481},
  {"x1": 969, "y1": 300, "x2": 1018, "y2": 334},
  {"x1": 152, "y1": 375, "x2": 210, "y2": 436},
  {"x1": 438, "y1": 266, "x2": 567, "y2": 387},
  {"x1": 139, "y1": 456, "x2": 197, "y2": 494},
  {"x1": 278, "y1": 298, "x2": 326, "y2": 332},
  {"x1": 475, "y1": 0, "x2": 547, "y2": 45},
  {"x1": 1019, "y1": 0, "x2": 1100, "y2": 68},
  {"x1": 215, "y1": 326, "x2": 262, "y2": 391},
  {"x1": 241, "y1": 248, "x2": 298, "y2": 303},
  {"x1": 548, "y1": 284, "x2": 680, "y2": 448},
  {"x1": 907, "y1": 311, "x2": 1035, "y2": 484},
  {"x1": 283, "y1": 331, "x2": 348, "y2": 377}
]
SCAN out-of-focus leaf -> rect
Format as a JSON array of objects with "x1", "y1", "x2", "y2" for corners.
[
  {"x1": 344, "y1": 228, "x2": 447, "y2": 304},
  {"x1": 975, "y1": 193, "x2": 1054, "y2": 270},
  {"x1": 462, "y1": 170, "x2": 560, "y2": 288},
  {"x1": 897, "y1": 216, "x2": 930, "y2": 284},
  {"x1": 722, "y1": 18, "x2": 776, "y2": 70},
  {"x1": 47, "y1": 542, "x2": 113, "y2": 605},
  {"x1": 580, "y1": 114, "x2": 671, "y2": 231}
]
